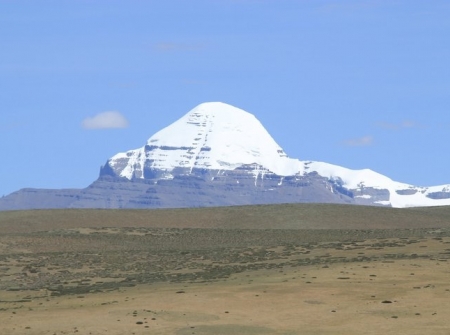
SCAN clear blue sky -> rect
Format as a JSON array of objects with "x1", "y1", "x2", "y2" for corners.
[{"x1": 1, "y1": 0, "x2": 450, "y2": 196}]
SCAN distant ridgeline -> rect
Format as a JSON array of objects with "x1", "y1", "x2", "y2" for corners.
[{"x1": 2, "y1": 102, "x2": 450, "y2": 210}]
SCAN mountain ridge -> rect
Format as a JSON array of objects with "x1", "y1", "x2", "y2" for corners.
[{"x1": 1, "y1": 102, "x2": 450, "y2": 210}]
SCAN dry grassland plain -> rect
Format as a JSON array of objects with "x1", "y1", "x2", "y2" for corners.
[{"x1": 1, "y1": 204, "x2": 450, "y2": 335}]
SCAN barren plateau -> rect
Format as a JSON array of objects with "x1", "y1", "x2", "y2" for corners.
[{"x1": 1, "y1": 204, "x2": 450, "y2": 334}]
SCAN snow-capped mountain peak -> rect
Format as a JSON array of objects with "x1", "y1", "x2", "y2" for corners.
[
  {"x1": 103, "y1": 102, "x2": 450, "y2": 208},
  {"x1": 107, "y1": 102, "x2": 304, "y2": 179}
]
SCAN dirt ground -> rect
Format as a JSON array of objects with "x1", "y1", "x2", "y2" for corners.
[{"x1": 1, "y1": 226, "x2": 450, "y2": 335}]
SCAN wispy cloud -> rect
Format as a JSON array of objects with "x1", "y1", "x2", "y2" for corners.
[
  {"x1": 182, "y1": 79, "x2": 208, "y2": 85},
  {"x1": 317, "y1": 0, "x2": 384, "y2": 13},
  {"x1": 377, "y1": 120, "x2": 419, "y2": 130},
  {"x1": 153, "y1": 42, "x2": 206, "y2": 52},
  {"x1": 0, "y1": 122, "x2": 27, "y2": 131},
  {"x1": 82, "y1": 111, "x2": 129, "y2": 129},
  {"x1": 108, "y1": 81, "x2": 137, "y2": 89},
  {"x1": 343, "y1": 135, "x2": 374, "y2": 147}
]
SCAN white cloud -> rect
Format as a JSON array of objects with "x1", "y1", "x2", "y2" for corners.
[
  {"x1": 82, "y1": 111, "x2": 129, "y2": 129},
  {"x1": 343, "y1": 135, "x2": 374, "y2": 147}
]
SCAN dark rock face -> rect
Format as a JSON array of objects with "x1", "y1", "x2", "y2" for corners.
[
  {"x1": 353, "y1": 187, "x2": 391, "y2": 206},
  {"x1": 76, "y1": 168, "x2": 356, "y2": 209},
  {"x1": 396, "y1": 189, "x2": 418, "y2": 196},
  {"x1": 0, "y1": 167, "x2": 375, "y2": 210},
  {"x1": 427, "y1": 192, "x2": 450, "y2": 200}
]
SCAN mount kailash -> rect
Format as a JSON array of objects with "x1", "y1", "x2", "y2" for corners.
[{"x1": 2, "y1": 102, "x2": 450, "y2": 210}]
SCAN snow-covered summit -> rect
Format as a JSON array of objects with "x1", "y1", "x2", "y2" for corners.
[
  {"x1": 103, "y1": 102, "x2": 450, "y2": 208},
  {"x1": 107, "y1": 102, "x2": 304, "y2": 179}
]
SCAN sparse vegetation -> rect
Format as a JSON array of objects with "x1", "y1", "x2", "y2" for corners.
[
  {"x1": 1, "y1": 203, "x2": 450, "y2": 233},
  {"x1": 1, "y1": 204, "x2": 450, "y2": 334}
]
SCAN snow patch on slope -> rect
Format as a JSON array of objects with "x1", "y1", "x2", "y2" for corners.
[{"x1": 307, "y1": 160, "x2": 450, "y2": 208}]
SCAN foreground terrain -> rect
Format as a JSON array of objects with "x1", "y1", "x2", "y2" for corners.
[{"x1": 1, "y1": 204, "x2": 450, "y2": 334}]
